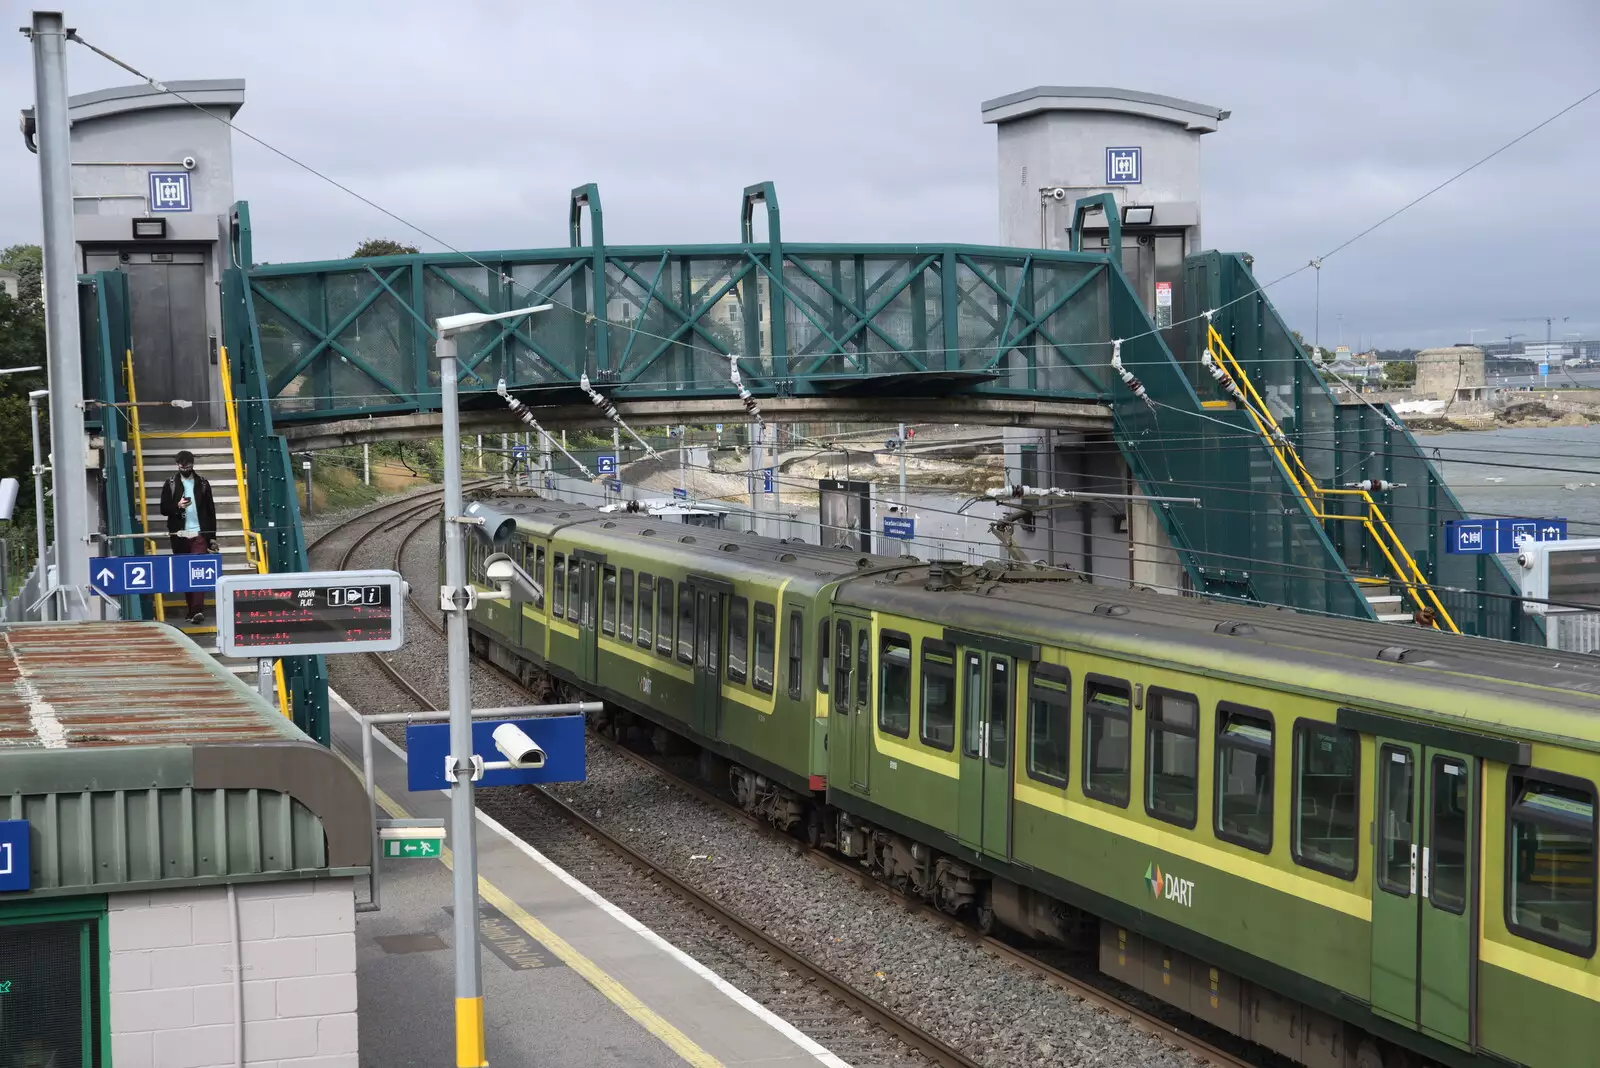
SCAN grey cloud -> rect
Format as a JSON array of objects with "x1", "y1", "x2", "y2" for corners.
[{"x1": 4, "y1": 0, "x2": 1597, "y2": 350}]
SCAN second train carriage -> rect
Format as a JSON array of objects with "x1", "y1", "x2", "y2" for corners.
[{"x1": 457, "y1": 495, "x2": 1600, "y2": 1068}]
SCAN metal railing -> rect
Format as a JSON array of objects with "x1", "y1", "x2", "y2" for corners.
[{"x1": 1205, "y1": 324, "x2": 1457, "y2": 632}]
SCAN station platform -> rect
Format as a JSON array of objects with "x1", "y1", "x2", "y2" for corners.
[{"x1": 328, "y1": 692, "x2": 843, "y2": 1068}]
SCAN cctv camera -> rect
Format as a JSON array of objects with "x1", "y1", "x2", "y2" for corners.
[
  {"x1": 1050, "y1": 187, "x2": 1067, "y2": 201},
  {"x1": 182, "y1": 156, "x2": 197, "y2": 171},
  {"x1": 492, "y1": 723, "x2": 546, "y2": 769},
  {"x1": 484, "y1": 551, "x2": 543, "y2": 603}
]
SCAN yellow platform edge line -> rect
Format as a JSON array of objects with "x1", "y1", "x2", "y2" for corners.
[{"x1": 341, "y1": 748, "x2": 725, "y2": 1068}]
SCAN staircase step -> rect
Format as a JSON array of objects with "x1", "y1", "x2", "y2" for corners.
[
  {"x1": 1363, "y1": 594, "x2": 1402, "y2": 607},
  {"x1": 1379, "y1": 613, "x2": 1414, "y2": 623}
]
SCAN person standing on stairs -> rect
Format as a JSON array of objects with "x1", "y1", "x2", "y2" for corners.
[{"x1": 159, "y1": 450, "x2": 219, "y2": 625}]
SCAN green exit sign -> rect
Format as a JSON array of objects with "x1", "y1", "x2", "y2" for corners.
[{"x1": 383, "y1": 837, "x2": 442, "y2": 859}]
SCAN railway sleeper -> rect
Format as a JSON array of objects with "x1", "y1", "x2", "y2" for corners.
[{"x1": 481, "y1": 630, "x2": 1421, "y2": 1068}]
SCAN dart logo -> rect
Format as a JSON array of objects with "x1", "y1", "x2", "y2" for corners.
[{"x1": 1144, "y1": 861, "x2": 1194, "y2": 907}]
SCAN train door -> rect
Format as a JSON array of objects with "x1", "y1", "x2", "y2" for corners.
[
  {"x1": 573, "y1": 552, "x2": 603, "y2": 684},
  {"x1": 828, "y1": 612, "x2": 872, "y2": 794},
  {"x1": 689, "y1": 578, "x2": 728, "y2": 741},
  {"x1": 957, "y1": 650, "x2": 1014, "y2": 859},
  {"x1": 1369, "y1": 739, "x2": 1478, "y2": 1044}
]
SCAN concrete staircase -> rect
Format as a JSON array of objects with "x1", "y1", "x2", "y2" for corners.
[{"x1": 136, "y1": 439, "x2": 263, "y2": 680}]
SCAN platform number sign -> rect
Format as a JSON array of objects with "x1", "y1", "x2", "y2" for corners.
[
  {"x1": 0, "y1": 820, "x2": 28, "y2": 892},
  {"x1": 1106, "y1": 147, "x2": 1142, "y2": 185},
  {"x1": 596, "y1": 455, "x2": 618, "y2": 474},
  {"x1": 148, "y1": 171, "x2": 192, "y2": 212}
]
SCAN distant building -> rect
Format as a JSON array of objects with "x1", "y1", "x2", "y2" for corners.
[
  {"x1": 0, "y1": 266, "x2": 17, "y2": 299},
  {"x1": 1524, "y1": 342, "x2": 1573, "y2": 365},
  {"x1": 1415, "y1": 346, "x2": 1486, "y2": 404}
]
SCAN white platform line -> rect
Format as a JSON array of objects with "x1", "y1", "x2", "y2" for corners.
[{"x1": 334, "y1": 688, "x2": 848, "y2": 1068}]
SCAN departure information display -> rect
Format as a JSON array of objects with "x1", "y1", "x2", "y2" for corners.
[{"x1": 218, "y1": 570, "x2": 405, "y2": 657}]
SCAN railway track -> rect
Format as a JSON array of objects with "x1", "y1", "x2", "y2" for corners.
[{"x1": 321, "y1": 491, "x2": 1257, "y2": 1067}]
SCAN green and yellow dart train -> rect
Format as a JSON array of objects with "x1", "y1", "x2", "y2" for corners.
[{"x1": 456, "y1": 494, "x2": 1599, "y2": 1068}]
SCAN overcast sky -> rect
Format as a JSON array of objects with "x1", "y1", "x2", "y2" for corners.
[{"x1": 4, "y1": 0, "x2": 1597, "y2": 350}]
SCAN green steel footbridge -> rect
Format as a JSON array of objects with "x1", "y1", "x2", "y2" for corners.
[{"x1": 78, "y1": 184, "x2": 1535, "y2": 741}]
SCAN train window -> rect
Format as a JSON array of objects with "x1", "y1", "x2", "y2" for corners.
[
  {"x1": 920, "y1": 640, "x2": 956, "y2": 751},
  {"x1": 677, "y1": 583, "x2": 694, "y2": 663},
  {"x1": 1082, "y1": 677, "x2": 1131, "y2": 807},
  {"x1": 753, "y1": 603, "x2": 775, "y2": 694},
  {"x1": 534, "y1": 547, "x2": 546, "y2": 608},
  {"x1": 962, "y1": 653, "x2": 984, "y2": 758},
  {"x1": 786, "y1": 609, "x2": 804, "y2": 700},
  {"x1": 1026, "y1": 665, "x2": 1070, "y2": 786},
  {"x1": 817, "y1": 620, "x2": 831, "y2": 695},
  {"x1": 855, "y1": 628, "x2": 870, "y2": 715},
  {"x1": 620, "y1": 570, "x2": 635, "y2": 642},
  {"x1": 552, "y1": 554, "x2": 566, "y2": 617},
  {"x1": 877, "y1": 631, "x2": 912, "y2": 738},
  {"x1": 567, "y1": 560, "x2": 581, "y2": 622},
  {"x1": 1429, "y1": 757, "x2": 1469, "y2": 914},
  {"x1": 833, "y1": 621, "x2": 851, "y2": 713},
  {"x1": 1377, "y1": 746, "x2": 1415, "y2": 896},
  {"x1": 1292, "y1": 722, "x2": 1359, "y2": 879},
  {"x1": 1215, "y1": 706, "x2": 1274, "y2": 853},
  {"x1": 1146, "y1": 689, "x2": 1199, "y2": 829},
  {"x1": 1507, "y1": 771, "x2": 1597, "y2": 955},
  {"x1": 637, "y1": 574, "x2": 654, "y2": 648},
  {"x1": 601, "y1": 567, "x2": 617, "y2": 636},
  {"x1": 656, "y1": 579, "x2": 673, "y2": 656},
  {"x1": 987, "y1": 657, "x2": 1011, "y2": 769},
  {"x1": 727, "y1": 597, "x2": 749, "y2": 684}
]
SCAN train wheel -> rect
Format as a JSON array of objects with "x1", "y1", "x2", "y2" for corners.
[
  {"x1": 1354, "y1": 1038, "x2": 1385, "y2": 1068},
  {"x1": 805, "y1": 808, "x2": 823, "y2": 848}
]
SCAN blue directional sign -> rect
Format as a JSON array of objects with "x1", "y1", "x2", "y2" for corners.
[
  {"x1": 406, "y1": 715, "x2": 586, "y2": 791},
  {"x1": 0, "y1": 820, "x2": 29, "y2": 892},
  {"x1": 883, "y1": 516, "x2": 916, "y2": 540},
  {"x1": 606, "y1": 479, "x2": 622, "y2": 493},
  {"x1": 1445, "y1": 518, "x2": 1567, "y2": 554},
  {"x1": 90, "y1": 554, "x2": 223, "y2": 596},
  {"x1": 672, "y1": 487, "x2": 688, "y2": 500},
  {"x1": 1106, "y1": 146, "x2": 1142, "y2": 185},
  {"x1": 596, "y1": 454, "x2": 618, "y2": 474},
  {"x1": 762, "y1": 468, "x2": 775, "y2": 494}
]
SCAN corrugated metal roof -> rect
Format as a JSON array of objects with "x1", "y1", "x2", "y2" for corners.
[{"x1": 0, "y1": 621, "x2": 299, "y2": 750}]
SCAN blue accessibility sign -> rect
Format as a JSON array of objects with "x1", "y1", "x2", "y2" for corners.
[
  {"x1": 596, "y1": 454, "x2": 618, "y2": 474},
  {"x1": 1445, "y1": 518, "x2": 1567, "y2": 554},
  {"x1": 0, "y1": 820, "x2": 29, "y2": 892},
  {"x1": 883, "y1": 515, "x2": 916, "y2": 540},
  {"x1": 91, "y1": 554, "x2": 223, "y2": 596},
  {"x1": 406, "y1": 716, "x2": 586, "y2": 791}
]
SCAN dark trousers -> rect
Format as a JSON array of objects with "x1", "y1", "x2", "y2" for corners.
[{"x1": 170, "y1": 534, "x2": 208, "y2": 616}]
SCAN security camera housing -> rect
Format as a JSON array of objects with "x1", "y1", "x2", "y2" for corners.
[
  {"x1": 484, "y1": 551, "x2": 543, "y2": 603},
  {"x1": 492, "y1": 723, "x2": 546, "y2": 769}
]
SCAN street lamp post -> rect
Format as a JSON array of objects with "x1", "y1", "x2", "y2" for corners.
[{"x1": 436, "y1": 304, "x2": 551, "y2": 1068}]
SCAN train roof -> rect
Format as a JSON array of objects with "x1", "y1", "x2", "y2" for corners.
[
  {"x1": 835, "y1": 562, "x2": 1600, "y2": 751},
  {"x1": 473, "y1": 493, "x2": 912, "y2": 597}
]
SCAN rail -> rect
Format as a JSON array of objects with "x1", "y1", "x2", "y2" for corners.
[{"x1": 1205, "y1": 323, "x2": 1458, "y2": 632}]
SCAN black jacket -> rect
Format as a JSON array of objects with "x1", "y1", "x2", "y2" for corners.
[{"x1": 159, "y1": 472, "x2": 218, "y2": 542}]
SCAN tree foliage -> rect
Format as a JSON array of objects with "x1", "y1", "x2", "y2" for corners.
[
  {"x1": 0, "y1": 285, "x2": 49, "y2": 549},
  {"x1": 350, "y1": 239, "x2": 420, "y2": 259},
  {"x1": 1382, "y1": 361, "x2": 1417, "y2": 389},
  {"x1": 1, "y1": 244, "x2": 43, "y2": 305}
]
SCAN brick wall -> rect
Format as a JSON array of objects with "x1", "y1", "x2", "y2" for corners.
[{"x1": 107, "y1": 878, "x2": 357, "y2": 1068}]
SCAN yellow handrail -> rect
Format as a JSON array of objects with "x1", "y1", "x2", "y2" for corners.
[
  {"x1": 1205, "y1": 325, "x2": 1458, "y2": 633},
  {"x1": 123, "y1": 350, "x2": 164, "y2": 623}
]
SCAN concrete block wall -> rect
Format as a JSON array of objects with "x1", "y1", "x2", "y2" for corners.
[{"x1": 108, "y1": 878, "x2": 357, "y2": 1068}]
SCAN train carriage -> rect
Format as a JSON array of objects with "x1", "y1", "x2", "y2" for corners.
[{"x1": 460, "y1": 495, "x2": 1600, "y2": 1068}]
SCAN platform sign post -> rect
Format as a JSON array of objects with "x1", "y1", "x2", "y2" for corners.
[
  {"x1": 596, "y1": 454, "x2": 618, "y2": 475},
  {"x1": 1445, "y1": 517, "x2": 1567, "y2": 555},
  {"x1": 437, "y1": 305, "x2": 553, "y2": 1068}
]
